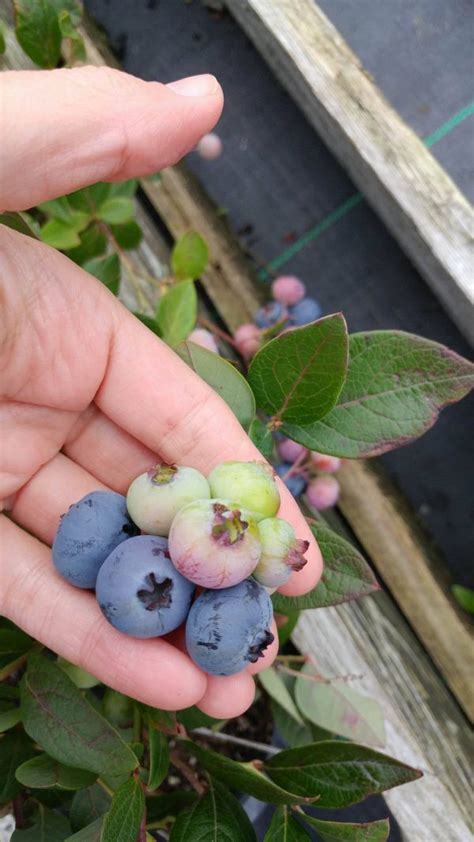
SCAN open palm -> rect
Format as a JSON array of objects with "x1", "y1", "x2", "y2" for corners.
[{"x1": 0, "y1": 66, "x2": 322, "y2": 718}]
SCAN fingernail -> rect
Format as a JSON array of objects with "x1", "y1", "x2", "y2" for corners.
[{"x1": 167, "y1": 74, "x2": 219, "y2": 97}]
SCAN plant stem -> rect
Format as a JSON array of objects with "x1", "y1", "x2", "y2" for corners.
[
  {"x1": 190, "y1": 728, "x2": 280, "y2": 756},
  {"x1": 137, "y1": 802, "x2": 147, "y2": 842},
  {"x1": 97, "y1": 778, "x2": 114, "y2": 797},
  {"x1": 281, "y1": 451, "x2": 308, "y2": 481},
  {"x1": 276, "y1": 664, "x2": 363, "y2": 683},
  {"x1": 197, "y1": 316, "x2": 238, "y2": 347},
  {"x1": 12, "y1": 795, "x2": 24, "y2": 830},
  {"x1": 170, "y1": 749, "x2": 206, "y2": 794}
]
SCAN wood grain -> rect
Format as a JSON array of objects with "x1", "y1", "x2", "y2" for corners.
[
  {"x1": 2, "y1": 14, "x2": 473, "y2": 837},
  {"x1": 227, "y1": 0, "x2": 474, "y2": 345},
  {"x1": 337, "y1": 459, "x2": 474, "y2": 722}
]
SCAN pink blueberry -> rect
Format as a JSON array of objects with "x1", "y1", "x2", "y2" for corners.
[
  {"x1": 306, "y1": 475, "x2": 340, "y2": 511},
  {"x1": 234, "y1": 323, "x2": 262, "y2": 362},
  {"x1": 168, "y1": 499, "x2": 262, "y2": 588},
  {"x1": 188, "y1": 328, "x2": 219, "y2": 354},
  {"x1": 310, "y1": 452, "x2": 341, "y2": 473},
  {"x1": 196, "y1": 132, "x2": 223, "y2": 160},
  {"x1": 277, "y1": 438, "x2": 308, "y2": 463},
  {"x1": 271, "y1": 276, "x2": 306, "y2": 306}
]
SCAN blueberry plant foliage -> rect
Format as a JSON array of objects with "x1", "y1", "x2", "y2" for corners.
[{"x1": 1, "y1": 6, "x2": 474, "y2": 841}]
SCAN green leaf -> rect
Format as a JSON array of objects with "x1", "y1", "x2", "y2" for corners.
[
  {"x1": 68, "y1": 184, "x2": 111, "y2": 213},
  {"x1": 156, "y1": 281, "x2": 197, "y2": 347},
  {"x1": 249, "y1": 418, "x2": 274, "y2": 459},
  {"x1": 14, "y1": 0, "x2": 61, "y2": 67},
  {"x1": 40, "y1": 214, "x2": 90, "y2": 249},
  {"x1": 50, "y1": 0, "x2": 83, "y2": 25},
  {"x1": 83, "y1": 254, "x2": 121, "y2": 295},
  {"x1": 276, "y1": 611, "x2": 300, "y2": 647},
  {"x1": 66, "y1": 817, "x2": 103, "y2": 841},
  {"x1": 20, "y1": 653, "x2": 138, "y2": 777},
  {"x1": 259, "y1": 668, "x2": 304, "y2": 725},
  {"x1": 148, "y1": 726, "x2": 170, "y2": 790},
  {"x1": 0, "y1": 653, "x2": 30, "y2": 681},
  {"x1": 57, "y1": 658, "x2": 100, "y2": 689},
  {"x1": 58, "y1": 10, "x2": 86, "y2": 63},
  {"x1": 300, "y1": 814, "x2": 390, "y2": 841},
  {"x1": 284, "y1": 331, "x2": 474, "y2": 457},
  {"x1": 0, "y1": 684, "x2": 20, "y2": 700},
  {"x1": 0, "y1": 23, "x2": 6, "y2": 54},
  {"x1": 248, "y1": 314, "x2": 348, "y2": 424},
  {"x1": 177, "y1": 706, "x2": 225, "y2": 732},
  {"x1": 181, "y1": 741, "x2": 314, "y2": 805},
  {"x1": 111, "y1": 221, "x2": 142, "y2": 250},
  {"x1": 102, "y1": 691, "x2": 134, "y2": 728},
  {"x1": 176, "y1": 341, "x2": 256, "y2": 430},
  {"x1": 0, "y1": 211, "x2": 40, "y2": 239},
  {"x1": 171, "y1": 231, "x2": 209, "y2": 280},
  {"x1": 16, "y1": 753, "x2": 98, "y2": 790},
  {"x1": 452, "y1": 585, "x2": 474, "y2": 615},
  {"x1": 0, "y1": 627, "x2": 33, "y2": 655},
  {"x1": 295, "y1": 667, "x2": 385, "y2": 747},
  {"x1": 170, "y1": 778, "x2": 256, "y2": 842},
  {"x1": 271, "y1": 702, "x2": 313, "y2": 749},
  {"x1": 65, "y1": 224, "x2": 107, "y2": 265},
  {"x1": 0, "y1": 706, "x2": 22, "y2": 732},
  {"x1": 11, "y1": 805, "x2": 71, "y2": 841},
  {"x1": 0, "y1": 729, "x2": 36, "y2": 802},
  {"x1": 272, "y1": 523, "x2": 379, "y2": 612},
  {"x1": 97, "y1": 197, "x2": 135, "y2": 225},
  {"x1": 264, "y1": 741, "x2": 422, "y2": 808},
  {"x1": 70, "y1": 784, "x2": 111, "y2": 832},
  {"x1": 109, "y1": 180, "x2": 138, "y2": 199},
  {"x1": 146, "y1": 791, "x2": 199, "y2": 823},
  {"x1": 134, "y1": 312, "x2": 162, "y2": 337},
  {"x1": 142, "y1": 706, "x2": 178, "y2": 735},
  {"x1": 264, "y1": 806, "x2": 310, "y2": 841},
  {"x1": 100, "y1": 777, "x2": 144, "y2": 842},
  {"x1": 38, "y1": 197, "x2": 75, "y2": 222}
]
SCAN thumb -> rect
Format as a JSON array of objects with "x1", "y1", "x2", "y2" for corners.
[{"x1": 0, "y1": 66, "x2": 223, "y2": 211}]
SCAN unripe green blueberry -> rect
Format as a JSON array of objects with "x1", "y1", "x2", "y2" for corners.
[
  {"x1": 253, "y1": 517, "x2": 309, "y2": 588},
  {"x1": 126, "y1": 463, "x2": 210, "y2": 536},
  {"x1": 169, "y1": 499, "x2": 262, "y2": 588},
  {"x1": 207, "y1": 461, "x2": 280, "y2": 521}
]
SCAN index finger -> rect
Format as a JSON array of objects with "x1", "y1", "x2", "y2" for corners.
[{"x1": 97, "y1": 302, "x2": 322, "y2": 596}]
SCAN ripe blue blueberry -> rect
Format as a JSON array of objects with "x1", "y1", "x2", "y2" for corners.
[
  {"x1": 95, "y1": 535, "x2": 194, "y2": 638},
  {"x1": 126, "y1": 463, "x2": 210, "y2": 536},
  {"x1": 255, "y1": 301, "x2": 287, "y2": 329},
  {"x1": 288, "y1": 297, "x2": 322, "y2": 326},
  {"x1": 185, "y1": 578, "x2": 274, "y2": 676},
  {"x1": 52, "y1": 491, "x2": 139, "y2": 589},
  {"x1": 275, "y1": 463, "x2": 307, "y2": 497}
]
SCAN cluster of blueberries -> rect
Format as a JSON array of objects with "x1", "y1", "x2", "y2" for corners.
[
  {"x1": 185, "y1": 276, "x2": 342, "y2": 511},
  {"x1": 52, "y1": 461, "x2": 309, "y2": 676}
]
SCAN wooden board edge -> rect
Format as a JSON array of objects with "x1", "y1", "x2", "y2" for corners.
[{"x1": 226, "y1": 0, "x2": 474, "y2": 345}]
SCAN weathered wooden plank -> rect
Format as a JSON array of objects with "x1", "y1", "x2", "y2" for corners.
[
  {"x1": 227, "y1": 0, "x2": 474, "y2": 345},
  {"x1": 3, "y1": 16, "x2": 473, "y2": 838},
  {"x1": 293, "y1": 598, "x2": 473, "y2": 839},
  {"x1": 337, "y1": 459, "x2": 474, "y2": 723}
]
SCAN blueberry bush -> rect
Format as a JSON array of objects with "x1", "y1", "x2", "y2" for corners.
[{"x1": 1, "y1": 4, "x2": 474, "y2": 840}]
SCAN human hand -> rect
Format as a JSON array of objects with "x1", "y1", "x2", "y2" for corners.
[{"x1": 0, "y1": 66, "x2": 322, "y2": 718}]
